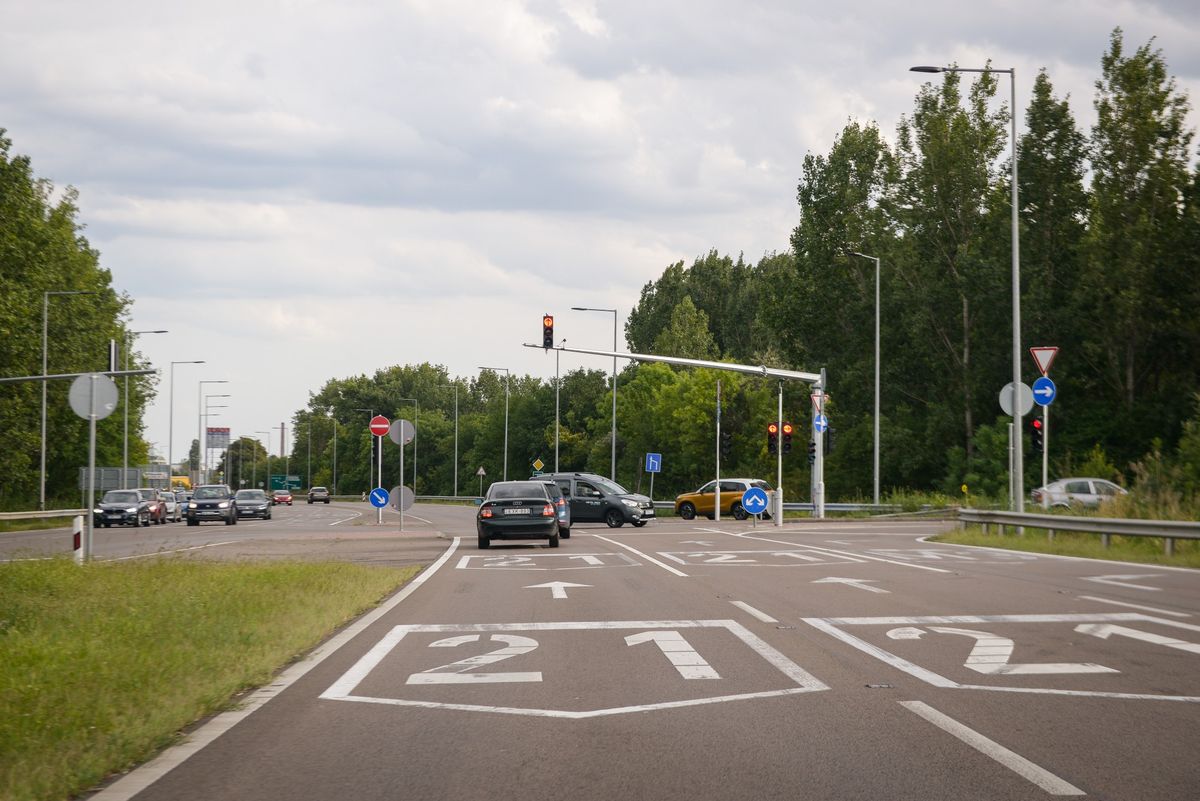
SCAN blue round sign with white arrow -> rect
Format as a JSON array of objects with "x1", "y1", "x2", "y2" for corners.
[
  {"x1": 741, "y1": 487, "x2": 770, "y2": 516},
  {"x1": 813, "y1": 414, "x2": 829, "y2": 433},
  {"x1": 369, "y1": 487, "x2": 390, "y2": 508},
  {"x1": 1032, "y1": 376, "x2": 1057, "y2": 407}
]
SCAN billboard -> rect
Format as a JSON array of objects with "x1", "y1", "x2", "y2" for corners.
[{"x1": 206, "y1": 427, "x2": 231, "y2": 448}]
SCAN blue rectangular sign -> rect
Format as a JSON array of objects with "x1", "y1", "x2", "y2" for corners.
[{"x1": 645, "y1": 452, "x2": 662, "y2": 473}]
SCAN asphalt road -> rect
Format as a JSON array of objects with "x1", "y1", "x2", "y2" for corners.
[{"x1": 9, "y1": 504, "x2": 1199, "y2": 799}]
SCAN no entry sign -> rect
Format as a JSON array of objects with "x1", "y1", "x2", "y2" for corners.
[{"x1": 369, "y1": 415, "x2": 390, "y2": 436}]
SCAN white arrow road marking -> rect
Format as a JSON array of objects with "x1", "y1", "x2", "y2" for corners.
[
  {"x1": 812, "y1": 576, "x2": 889, "y2": 593},
  {"x1": 929, "y1": 627, "x2": 1118, "y2": 675},
  {"x1": 524, "y1": 581, "x2": 592, "y2": 599},
  {"x1": 681, "y1": 540, "x2": 716, "y2": 546},
  {"x1": 1075, "y1": 623, "x2": 1200, "y2": 654},
  {"x1": 887, "y1": 627, "x2": 926, "y2": 640},
  {"x1": 1083, "y1": 574, "x2": 1162, "y2": 591}
]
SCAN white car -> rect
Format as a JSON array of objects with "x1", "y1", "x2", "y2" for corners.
[
  {"x1": 1031, "y1": 478, "x2": 1127, "y2": 509},
  {"x1": 159, "y1": 491, "x2": 182, "y2": 522}
]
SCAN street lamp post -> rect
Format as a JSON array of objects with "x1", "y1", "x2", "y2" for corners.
[
  {"x1": 911, "y1": 64, "x2": 1023, "y2": 511},
  {"x1": 478, "y1": 367, "x2": 509, "y2": 481},
  {"x1": 123, "y1": 329, "x2": 167, "y2": 488},
  {"x1": 555, "y1": 340, "x2": 565, "y2": 472},
  {"x1": 572, "y1": 306, "x2": 618, "y2": 481},
  {"x1": 255, "y1": 430, "x2": 270, "y2": 490},
  {"x1": 197, "y1": 380, "x2": 229, "y2": 486},
  {"x1": 40, "y1": 289, "x2": 97, "y2": 509},
  {"x1": 848, "y1": 252, "x2": 882, "y2": 505},
  {"x1": 442, "y1": 384, "x2": 459, "y2": 497},
  {"x1": 353, "y1": 408, "x2": 375, "y2": 492},
  {"x1": 168, "y1": 361, "x2": 205, "y2": 487},
  {"x1": 398, "y1": 398, "x2": 418, "y2": 492}
]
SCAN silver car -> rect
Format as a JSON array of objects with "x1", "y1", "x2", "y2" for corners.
[
  {"x1": 159, "y1": 491, "x2": 182, "y2": 522},
  {"x1": 1031, "y1": 478, "x2": 1127, "y2": 509}
]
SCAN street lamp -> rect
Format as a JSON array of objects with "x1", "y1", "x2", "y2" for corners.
[
  {"x1": 397, "y1": 397, "x2": 418, "y2": 492},
  {"x1": 572, "y1": 306, "x2": 618, "y2": 481},
  {"x1": 255, "y1": 430, "x2": 270, "y2": 490},
  {"x1": 553, "y1": 339, "x2": 565, "y2": 472},
  {"x1": 442, "y1": 383, "x2": 459, "y2": 497},
  {"x1": 123, "y1": 329, "x2": 167, "y2": 488},
  {"x1": 848, "y1": 252, "x2": 882, "y2": 506},
  {"x1": 478, "y1": 367, "x2": 509, "y2": 481},
  {"x1": 910, "y1": 64, "x2": 1023, "y2": 510},
  {"x1": 40, "y1": 289, "x2": 97, "y2": 509},
  {"x1": 353, "y1": 407, "x2": 375, "y2": 492},
  {"x1": 168, "y1": 360, "x2": 204, "y2": 486},
  {"x1": 197, "y1": 380, "x2": 229, "y2": 485}
]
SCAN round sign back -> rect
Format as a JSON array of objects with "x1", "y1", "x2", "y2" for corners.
[{"x1": 69, "y1": 373, "x2": 119, "y2": 420}]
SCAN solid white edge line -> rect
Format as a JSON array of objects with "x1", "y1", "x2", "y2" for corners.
[
  {"x1": 730, "y1": 601, "x2": 779, "y2": 623},
  {"x1": 899, "y1": 700, "x2": 1086, "y2": 796},
  {"x1": 90, "y1": 537, "x2": 462, "y2": 801},
  {"x1": 1077, "y1": 595, "x2": 1191, "y2": 617},
  {"x1": 329, "y1": 512, "x2": 363, "y2": 526},
  {"x1": 915, "y1": 534, "x2": 1200, "y2": 574},
  {"x1": 592, "y1": 534, "x2": 689, "y2": 577},
  {"x1": 100, "y1": 541, "x2": 241, "y2": 562}
]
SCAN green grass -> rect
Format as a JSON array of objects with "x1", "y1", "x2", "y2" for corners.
[
  {"x1": 0, "y1": 517, "x2": 77, "y2": 533},
  {"x1": 931, "y1": 526, "x2": 1200, "y2": 568},
  {"x1": 0, "y1": 558, "x2": 419, "y2": 801}
]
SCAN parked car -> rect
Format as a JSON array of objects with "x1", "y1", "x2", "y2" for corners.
[
  {"x1": 307, "y1": 486, "x2": 331, "y2": 504},
  {"x1": 137, "y1": 488, "x2": 167, "y2": 525},
  {"x1": 477, "y1": 480, "x2": 560, "y2": 549},
  {"x1": 532, "y1": 478, "x2": 571, "y2": 537},
  {"x1": 536, "y1": 472, "x2": 655, "y2": 528},
  {"x1": 235, "y1": 489, "x2": 272, "y2": 519},
  {"x1": 1031, "y1": 478, "x2": 1128, "y2": 509},
  {"x1": 675, "y1": 478, "x2": 773, "y2": 521},
  {"x1": 272, "y1": 489, "x2": 294, "y2": 505},
  {"x1": 93, "y1": 489, "x2": 152, "y2": 528},
  {"x1": 187, "y1": 485, "x2": 238, "y2": 526},
  {"x1": 158, "y1": 490, "x2": 182, "y2": 523}
]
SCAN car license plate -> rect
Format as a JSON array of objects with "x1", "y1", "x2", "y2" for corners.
[{"x1": 504, "y1": 508, "x2": 530, "y2": 515}]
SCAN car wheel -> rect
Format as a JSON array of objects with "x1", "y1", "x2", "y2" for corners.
[
  {"x1": 731, "y1": 503, "x2": 748, "y2": 521},
  {"x1": 632, "y1": 520, "x2": 647, "y2": 527},
  {"x1": 102, "y1": 522, "x2": 110, "y2": 528},
  {"x1": 308, "y1": 499, "x2": 313, "y2": 504},
  {"x1": 478, "y1": 532, "x2": 490, "y2": 549},
  {"x1": 678, "y1": 502, "x2": 696, "y2": 520},
  {"x1": 324, "y1": 499, "x2": 330, "y2": 504},
  {"x1": 605, "y1": 509, "x2": 625, "y2": 528},
  {"x1": 142, "y1": 514, "x2": 151, "y2": 527},
  {"x1": 560, "y1": 526, "x2": 570, "y2": 539},
  {"x1": 549, "y1": 530, "x2": 560, "y2": 548},
  {"x1": 187, "y1": 519, "x2": 197, "y2": 526},
  {"x1": 266, "y1": 512, "x2": 272, "y2": 520}
]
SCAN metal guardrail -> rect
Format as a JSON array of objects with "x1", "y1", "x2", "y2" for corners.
[
  {"x1": 0, "y1": 509, "x2": 86, "y2": 521},
  {"x1": 958, "y1": 508, "x2": 1200, "y2": 556}
]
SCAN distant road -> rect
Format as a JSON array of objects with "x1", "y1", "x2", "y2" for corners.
[{"x1": 14, "y1": 505, "x2": 1195, "y2": 800}]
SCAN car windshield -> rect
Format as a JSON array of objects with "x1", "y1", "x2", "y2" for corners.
[
  {"x1": 591, "y1": 477, "x2": 630, "y2": 495},
  {"x1": 237, "y1": 490, "x2": 266, "y2": 500},
  {"x1": 194, "y1": 487, "x2": 228, "y2": 499},
  {"x1": 274, "y1": 490, "x2": 289, "y2": 496},
  {"x1": 311, "y1": 487, "x2": 327, "y2": 492},
  {"x1": 137, "y1": 489, "x2": 156, "y2": 499},
  {"x1": 489, "y1": 482, "x2": 548, "y2": 500},
  {"x1": 102, "y1": 491, "x2": 139, "y2": 504}
]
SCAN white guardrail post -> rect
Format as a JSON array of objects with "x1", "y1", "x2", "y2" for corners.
[{"x1": 958, "y1": 508, "x2": 1199, "y2": 555}]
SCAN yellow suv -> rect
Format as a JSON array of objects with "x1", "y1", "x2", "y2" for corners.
[{"x1": 674, "y1": 478, "x2": 772, "y2": 520}]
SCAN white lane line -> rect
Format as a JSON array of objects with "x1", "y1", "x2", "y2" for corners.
[
  {"x1": 1078, "y1": 595, "x2": 1191, "y2": 617},
  {"x1": 727, "y1": 532, "x2": 953, "y2": 574},
  {"x1": 899, "y1": 701, "x2": 1086, "y2": 796},
  {"x1": 329, "y1": 511, "x2": 363, "y2": 526},
  {"x1": 100, "y1": 541, "x2": 241, "y2": 561},
  {"x1": 730, "y1": 601, "x2": 779, "y2": 623},
  {"x1": 91, "y1": 537, "x2": 462, "y2": 801},
  {"x1": 592, "y1": 534, "x2": 689, "y2": 577}
]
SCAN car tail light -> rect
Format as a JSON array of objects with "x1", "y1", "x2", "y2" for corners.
[
  {"x1": 481, "y1": 506, "x2": 493, "y2": 518},
  {"x1": 556, "y1": 498, "x2": 565, "y2": 508},
  {"x1": 542, "y1": 504, "x2": 555, "y2": 516}
]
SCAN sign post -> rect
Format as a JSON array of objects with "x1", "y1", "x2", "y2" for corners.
[
  {"x1": 1031, "y1": 348, "x2": 1059, "y2": 507},
  {"x1": 388, "y1": 419, "x2": 415, "y2": 531},
  {"x1": 69, "y1": 373, "x2": 118, "y2": 562},
  {"x1": 645, "y1": 452, "x2": 661, "y2": 503},
  {"x1": 369, "y1": 416, "x2": 389, "y2": 524}
]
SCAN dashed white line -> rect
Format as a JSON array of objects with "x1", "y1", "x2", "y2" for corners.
[
  {"x1": 101, "y1": 541, "x2": 241, "y2": 561},
  {"x1": 899, "y1": 701, "x2": 1086, "y2": 796},
  {"x1": 730, "y1": 601, "x2": 779, "y2": 623},
  {"x1": 1078, "y1": 595, "x2": 1191, "y2": 617}
]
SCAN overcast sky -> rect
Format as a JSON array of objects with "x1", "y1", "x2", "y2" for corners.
[{"x1": 3, "y1": 0, "x2": 1197, "y2": 464}]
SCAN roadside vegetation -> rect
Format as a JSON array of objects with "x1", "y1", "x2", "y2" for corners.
[{"x1": 0, "y1": 557, "x2": 418, "y2": 801}]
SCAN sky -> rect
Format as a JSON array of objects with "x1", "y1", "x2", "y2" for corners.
[{"x1": 3, "y1": 0, "x2": 1198, "y2": 465}]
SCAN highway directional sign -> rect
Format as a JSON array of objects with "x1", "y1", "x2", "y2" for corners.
[
  {"x1": 1032, "y1": 376, "x2": 1057, "y2": 406},
  {"x1": 369, "y1": 487, "x2": 390, "y2": 508},
  {"x1": 813, "y1": 414, "x2": 829, "y2": 433},
  {"x1": 645, "y1": 452, "x2": 662, "y2": 473},
  {"x1": 741, "y1": 486, "x2": 769, "y2": 516}
]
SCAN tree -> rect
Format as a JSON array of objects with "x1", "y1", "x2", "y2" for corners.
[{"x1": 651, "y1": 296, "x2": 719, "y2": 360}]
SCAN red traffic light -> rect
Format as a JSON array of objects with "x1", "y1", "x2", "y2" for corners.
[{"x1": 1031, "y1": 419, "x2": 1043, "y2": 430}]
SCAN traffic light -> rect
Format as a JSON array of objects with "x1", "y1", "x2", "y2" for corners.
[
  {"x1": 720, "y1": 429, "x2": 732, "y2": 459},
  {"x1": 542, "y1": 314, "x2": 554, "y2": 348},
  {"x1": 807, "y1": 439, "x2": 816, "y2": 465},
  {"x1": 767, "y1": 422, "x2": 778, "y2": 455},
  {"x1": 825, "y1": 426, "x2": 837, "y2": 454},
  {"x1": 1030, "y1": 418, "x2": 1044, "y2": 454},
  {"x1": 782, "y1": 422, "x2": 794, "y2": 454}
]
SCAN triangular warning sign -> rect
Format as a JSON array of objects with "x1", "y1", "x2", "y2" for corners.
[{"x1": 1029, "y1": 347, "x2": 1058, "y2": 376}]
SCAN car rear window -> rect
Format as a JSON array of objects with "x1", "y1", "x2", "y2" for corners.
[
  {"x1": 490, "y1": 482, "x2": 548, "y2": 500},
  {"x1": 103, "y1": 491, "x2": 139, "y2": 504}
]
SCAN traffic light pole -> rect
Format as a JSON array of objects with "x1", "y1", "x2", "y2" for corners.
[
  {"x1": 1042, "y1": 406, "x2": 1049, "y2": 508},
  {"x1": 776, "y1": 382, "x2": 784, "y2": 527},
  {"x1": 715, "y1": 379, "x2": 721, "y2": 523}
]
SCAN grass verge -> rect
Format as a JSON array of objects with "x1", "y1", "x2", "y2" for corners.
[
  {"x1": 0, "y1": 557, "x2": 419, "y2": 801},
  {"x1": 931, "y1": 526, "x2": 1200, "y2": 568},
  {"x1": 0, "y1": 518, "x2": 78, "y2": 534}
]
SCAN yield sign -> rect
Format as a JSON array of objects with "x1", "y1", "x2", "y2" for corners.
[{"x1": 1029, "y1": 346, "x2": 1058, "y2": 376}]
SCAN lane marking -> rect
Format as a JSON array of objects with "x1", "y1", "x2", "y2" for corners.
[
  {"x1": 91, "y1": 537, "x2": 462, "y2": 801},
  {"x1": 329, "y1": 511, "x2": 363, "y2": 526},
  {"x1": 915, "y1": 535, "x2": 1200, "y2": 573},
  {"x1": 899, "y1": 701, "x2": 1086, "y2": 796},
  {"x1": 723, "y1": 531, "x2": 953, "y2": 574},
  {"x1": 100, "y1": 541, "x2": 241, "y2": 561},
  {"x1": 1083, "y1": 574, "x2": 1161, "y2": 591},
  {"x1": 592, "y1": 534, "x2": 689, "y2": 577},
  {"x1": 730, "y1": 601, "x2": 779, "y2": 623},
  {"x1": 1078, "y1": 595, "x2": 1190, "y2": 618},
  {"x1": 812, "y1": 576, "x2": 889, "y2": 593}
]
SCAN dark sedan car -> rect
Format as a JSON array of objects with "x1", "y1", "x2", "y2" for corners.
[
  {"x1": 187, "y1": 485, "x2": 238, "y2": 526},
  {"x1": 93, "y1": 490, "x2": 151, "y2": 528},
  {"x1": 235, "y1": 489, "x2": 272, "y2": 519},
  {"x1": 476, "y1": 481, "x2": 560, "y2": 549}
]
